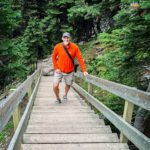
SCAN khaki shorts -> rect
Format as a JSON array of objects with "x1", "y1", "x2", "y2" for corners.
[{"x1": 53, "y1": 71, "x2": 74, "y2": 85}]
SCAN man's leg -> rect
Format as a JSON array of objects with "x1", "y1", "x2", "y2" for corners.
[
  {"x1": 64, "y1": 84, "x2": 70, "y2": 96},
  {"x1": 53, "y1": 82, "x2": 60, "y2": 99},
  {"x1": 63, "y1": 72, "x2": 73, "y2": 99},
  {"x1": 53, "y1": 71, "x2": 62, "y2": 101}
]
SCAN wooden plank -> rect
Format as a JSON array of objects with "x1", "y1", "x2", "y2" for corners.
[
  {"x1": 0, "y1": 68, "x2": 41, "y2": 133},
  {"x1": 88, "y1": 83, "x2": 93, "y2": 94},
  {"x1": 73, "y1": 75, "x2": 76, "y2": 82},
  {"x1": 120, "y1": 101, "x2": 134, "y2": 143},
  {"x1": 23, "y1": 133, "x2": 119, "y2": 143},
  {"x1": 34, "y1": 99, "x2": 83, "y2": 104},
  {"x1": 32, "y1": 106, "x2": 91, "y2": 110},
  {"x1": 34, "y1": 97, "x2": 80, "y2": 101},
  {"x1": 35, "y1": 93, "x2": 76, "y2": 97},
  {"x1": 29, "y1": 113, "x2": 99, "y2": 119},
  {"x1": 13, "y1": 105, "x2": 20, "y2": 131},
  {"x1": 29, "y1": 117, "x2": 100, "y2": 122},
  {"x1": 28, "y1": 119, "x2": 105, "y2": 125},
  {"x1": 28, "y1": 120, "x2": 105, "y2": 126},
  {"x1": 33, "y1": 102, "x2": 86, "y2": 106},
  {"x1": 7, "y1": 70, "x2": 42, "y2": 150},
  {"x1": 25, "y1": 126, "x2": 111, "y2": 134},
  {"x1": 35, "y1": 98, "x2": 80, "y2": 102},
  {"x1": 27, "y1": 86, "x2": 32, "y2": 99},
  {"x1": 74, "y1": 72, "x2": 150, "y2": 111},
  {"x1": 72, "y1": 82, "x2": 150, "y2": 150},
  {"x1": 33, "y1": 101, "x2": 86, "y2": 106},
  {"x1": 31, "y1": 108, "x2": 94, "y2": 113},
  {"x1": 26, "y1": 124, "x2": 109, "y2": 129},
  {"x1": 21, "y1": 143, "x2": 129, "y2": 150}
]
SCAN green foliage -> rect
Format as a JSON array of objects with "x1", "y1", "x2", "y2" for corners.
[
  {"x1": 22, "y1": 17, "x2": 48, "y2": 62},
  {"x1": 0, "y1": 0, "x2": 26, "y2": 89},
  {"x1": 0, "y1": 120, "x2": 13, "y2": 143},
  {"x1": 87, "y1": 0, "x2": 150, "y2": 89}
]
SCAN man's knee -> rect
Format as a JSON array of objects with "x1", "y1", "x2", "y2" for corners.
[
  {"x1": 53, "y1": 83, "x2": 59, "y2": 90},
  {"x1": 66, "y1": 84, "x2": 71, "y2": 88}
]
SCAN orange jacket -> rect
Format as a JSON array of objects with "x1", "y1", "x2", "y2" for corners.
[{"x1": 52, "y1": 42, "x2": 86, "y2": 73}]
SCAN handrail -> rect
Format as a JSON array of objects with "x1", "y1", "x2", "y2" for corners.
[
  {"x1": 73, "y1": 72, "x2": 150, "y2": 150},
  {"x1": 7, "y1": 68, "x2": 42, "y2": 150},
  {"x1": 74, "y1": 72, "x2": 150, "y2": 111},
  {"x1": 0, "y1": 68, "x2": 41, "y2": 133}
]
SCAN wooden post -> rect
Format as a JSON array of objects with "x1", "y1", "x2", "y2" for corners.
[
  {"x1": 35, "y1": 73, "x2": 39, "y2": 84},
  {"x1": 73, "y1": 76, "x2": 76, "y2": 83},
  {"x1": 120, "y1": 100, "x2": 134, "y2": 143},
  {"x1": 9, "y1": 89, "x2": 21, "y2": 131},
  {"x1": 28, "y1": 85, "x2": 32, "y2": 99},
  {"x1": 88, "y1": 83, "x2": 93, "y2": 95},
  {"x1": 13, "y1": 105, "x2": 20, "y2": 131},
  {"x1": 27, "y1": 75, "x2": 32, "y2": 99}
]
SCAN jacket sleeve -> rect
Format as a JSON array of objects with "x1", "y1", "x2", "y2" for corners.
[
  {"x1": 52, "y1": 46, "x2": 59, "y2": 70},
  {"x1": 75, "y1": 46, "x2": 87, "y2": 72}
]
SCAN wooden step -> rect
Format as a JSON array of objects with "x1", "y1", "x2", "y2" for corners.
[
  {"x1": 29, "y1": 115, "x2": 100, "y2": 121},
  {"x1": 32, "y1": 106, "x2": 91, "y2": 110},
  {"x1": 23, "y1": 133, "x2": 119, "y2": 144},
  {"x1": 33, "y1": 101, "x2": 87, "y2": 106},
  {"x1": 25, "y1": 126, "x2": 111, "y2": 134},
  {"x1": 35, "y1": 97, "x2": 81, "y2": 101},
  {"x1": 34, "y1": 99, "x2": 84, "y2": 105},
  {"x1": 20, "y1": 76, "x2": 129, "y2": 150},
  {"x1": 30, "y1": 113, "x2": 99, "y2": 118},
  {"x1": 26, "y1": 124, "x2": 110, "y2": 129},
  {"x1": 28, "y1": 120, "x2": 105, "y2": 126},
  {"x1": 30, "y1": 112, "x2": 96, "y2": 116},
  {"x1": 35, "y1": 95, "x2": 78, "y2": 99},
  {"x1": 36, "y1": 93, "x2": 76, "y2": 96},
  {"x1": 31, "y1": 108, "x2": 94, "y2": 113},
  {"x1": 21, "y1": 143, "x2": 129, "y2": 150}
]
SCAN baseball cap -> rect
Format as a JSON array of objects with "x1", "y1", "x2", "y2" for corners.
[{"x1": 62, "y1": 32, "x2": 71, "y2": 38}]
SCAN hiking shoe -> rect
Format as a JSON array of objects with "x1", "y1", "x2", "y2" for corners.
[
  {"x1": 56, "y1": 99, "x2": 61, "y2": 104},
  {"x1": 63, "y1": 95, "x2": 67, "y2": 101}
]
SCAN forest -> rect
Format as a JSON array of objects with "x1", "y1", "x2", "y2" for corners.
[{"x1": 0, "y1": 0, "x2": 150, "y2": 149}]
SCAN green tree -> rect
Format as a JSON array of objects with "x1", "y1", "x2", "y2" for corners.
[
  {"x1": 88, "y1": 0, "x2": 150, "y2": 89},
  {"x1": 0, "y1": 0, "x2": 27, "y2": 89}
]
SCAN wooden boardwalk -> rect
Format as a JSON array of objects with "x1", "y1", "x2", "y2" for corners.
[{"x1": 21, "y1": 76, "x2": 129, "y2": 150}]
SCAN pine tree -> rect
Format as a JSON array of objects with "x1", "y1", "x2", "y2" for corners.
[{"x1": 0, "y1": 0, "x2": 27, "y2": 89}]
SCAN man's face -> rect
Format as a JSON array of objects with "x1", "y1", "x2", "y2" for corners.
[{"x1": 62, "y1": 37, "x2": 71, "y2": 45}]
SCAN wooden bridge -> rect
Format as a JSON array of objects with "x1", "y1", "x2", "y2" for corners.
[{"x1": 0, "y1": 59, "x2": 150, "y2": 150}]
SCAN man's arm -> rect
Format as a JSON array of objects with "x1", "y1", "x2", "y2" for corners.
[{"x1": 52, "y1": 46, "x2": 59, "y2": 70}]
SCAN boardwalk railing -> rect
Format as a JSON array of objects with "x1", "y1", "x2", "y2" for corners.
[
  {"x1": 73, "y1": 72, "x2": 150, "y2": 150},
  {"x1": 0, "y1": 60, "x2": 150, "y2": 150},
  {"x1": 0, "y1": 67, "x2": 42, "y2": 150}
]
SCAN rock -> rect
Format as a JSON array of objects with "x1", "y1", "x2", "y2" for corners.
[{"x1": 78, "y1": 41, "x2": 86, "y2": 45}]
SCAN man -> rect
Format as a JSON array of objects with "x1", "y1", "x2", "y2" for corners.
[{"x1": 52, "y1": 32, "x2": 88, "y2": 103}]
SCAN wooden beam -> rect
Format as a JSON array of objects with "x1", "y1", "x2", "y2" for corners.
[
  {"x1": 88, "y1": 83, "x2": 93, "y2": 95},
  {"x1": 7, "y1": 71, "x2": 42, "y2": 150},
  {"x1": 73, "y1": 76, "x2": 76, "y2": 83},
  {"x1": 120, "y1": 101, "x2": 134, "y2": 143},
  {"x1": 28, "y1": 86, "x2": 32, "y2": 99},
  {"x1": 0, "y1": 68, "x2": 41, "y2": 133},
  {"x1": 74, "y1": 72, "x2": 150, "y2": 111},
  {"x1": 13, "y1": 105, "x2": 20, "y2": 131},
  {"x1": 72, "y1": 82, "x2": 150, "y2": 150}
]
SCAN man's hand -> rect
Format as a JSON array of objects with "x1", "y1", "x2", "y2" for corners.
[
  {"x1": 55, "y1": 69, "x2": 61, "y2": 74},
  {"x1": 83, "y1": 72, "x2": 88, "y2": 76}
]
